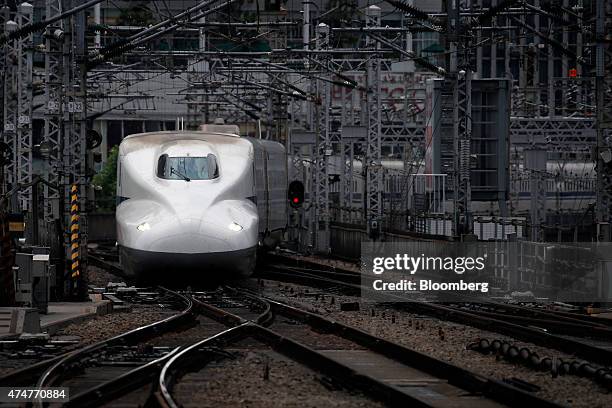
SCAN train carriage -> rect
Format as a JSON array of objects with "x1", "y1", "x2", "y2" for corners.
[{"x1": 116, "y1": 126, "x2": 287, "y2": 282}]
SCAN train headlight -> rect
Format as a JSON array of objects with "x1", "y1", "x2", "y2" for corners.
[
  {"x1": 136, "y1": 222, "x2": 151, "y2": 231},
  {"x1": 228, "y1": 222, "x2": 243, "y2": 232}
]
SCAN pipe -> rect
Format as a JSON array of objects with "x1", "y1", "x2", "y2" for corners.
[
  {"x1": 94, "y1": 2, "x2": 100, "y2": 49},
  {"x1": 468, "y1": 338, "x2": 612, "y2": 389}
]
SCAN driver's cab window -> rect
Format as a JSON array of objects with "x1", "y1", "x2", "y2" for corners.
[{"x1": 157, "y1": 154, "x2": 219, "y2": 180}]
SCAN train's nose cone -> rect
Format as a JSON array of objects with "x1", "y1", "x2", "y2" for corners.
[
  {"x1": 148, "y1": 217, "x2": 233, "y2": 253},
  {"x1": 179, "y1": 217, "x2": 204, "y2": 232}
]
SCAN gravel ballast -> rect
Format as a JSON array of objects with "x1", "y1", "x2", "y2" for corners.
[
  {"x1": 53, "y1": 305, "x2": 172, "y2": 344},
  {"x1": 261, "y1": 280, "x2": 612, "y2": 408},
  {"x1": 173, "y1": 349, "x2": 385, "y2": 408}
]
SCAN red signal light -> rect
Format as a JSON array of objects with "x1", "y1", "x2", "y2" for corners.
[
  {"x1": 569, "y1": 68, "x2": 577, "y2": 78},
  {"x1": 288, "y1": 180, "x2": 304, "y2": 208}
]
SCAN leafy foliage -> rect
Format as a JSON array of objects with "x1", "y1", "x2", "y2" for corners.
[{"x1": 92, "y1": 146, "x2": 118, "y2": 212}]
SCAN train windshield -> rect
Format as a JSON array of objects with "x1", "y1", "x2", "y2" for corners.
[{"x1": 157, "y1": 154, "x2": 219, "y2": 181}]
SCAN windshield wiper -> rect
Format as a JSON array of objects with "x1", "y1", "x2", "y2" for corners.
[{"x1": 170, "y1": 167, "x2": 191, "y2": 182}]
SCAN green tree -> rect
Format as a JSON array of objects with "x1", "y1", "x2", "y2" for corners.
[{"x1": 92, "y1": 146, "x2": 118, "y2": 212}]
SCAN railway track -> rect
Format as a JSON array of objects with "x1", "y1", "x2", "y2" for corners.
[
  {"x1": 259, "y1": 262, "x2": 612, "y2": 367},
  {"x1": 0, "y1": 287, "x2": 196, "y2": 407},
  {"x1": 58, "y1": 291, "x2": 262, "y2": 408},
  {"x1": 157, "y1": 286, "x2": 563, "y2": 408},
  {"x1": 0, "y1": 249, "x2": 599, "y2": 407},
  {"x1": 447, "y1": 302, "x2": 612, "y2": 341}
]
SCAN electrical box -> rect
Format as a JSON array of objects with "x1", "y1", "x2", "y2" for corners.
[{"x1": 13, "y1": 249, "x2": 51, "y2": 314}]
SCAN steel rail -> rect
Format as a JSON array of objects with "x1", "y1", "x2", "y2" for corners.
[
  {"x1": 63, "y1": 346, "x2": 182, "y2": 408},
  {"x1": 33, "y1": 288, "x2": 195, "y2": 395},
  {"x1": 269, "y1": 254, "x2": 612, "y2": 329},
  {"x1": 263, "y1": 257, "x2": 610, "y2": 332},
  {"x1": 191, "y1": 291, "x2": 273, "y2": 327},
  {"x1": 453, "y1": 307, "x2": 612, "y2": 339},
  {"x1": 160, "y1": 286, "x2": 564, "y2": 408},
  {"x1": 462, "y1": 300, "x2": 612, "y2": 329},
  {"x1": 259, "y1": 262, "x2": 612, "y2": 366},
  {"x1": 156, "y1": 323, "x2": 252, "y2": 408},
  {"x1": 245, "y1": 289, "x2": 566, "y2": 408},
  {"x1": 158, "y1": 294, "x2": 434, "y2": 408},
  {"x1": 0, "y1": 288, "x2": 194, "y2": 389}
]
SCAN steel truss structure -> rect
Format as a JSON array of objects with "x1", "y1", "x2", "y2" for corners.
[
  {"x1": 43, "y1": 0, "x2": 63, "y2": 230},
  {"x1": 595, "y1": 0, "x2": 612, "y2": 239},
  {"x1": 443, "y1": 0, "x2": 474, "y2": 236},
  {"x1": 0, "y1": 4, "x2": 5, "y2": 163},
  {"x1": 510, "y1": 117, "x2": 596, "y2": 151},
  {"x1": 2, "y1": 8, "x2": 17, "y2": 201},
  {"x1": 365, "y1": 5, "x2": 383, "y2": 238},
  {"x1": 62, "y1": 0, "x2": 88, "y2": 297},
  {"x1": 0, "y1": 0, "x2": 609, "y2": 273},
  {"x1": 313, "y1": 22, "x2": 331, "y2": 252},
  {"x1": 16, "y1": 2, "x2": 32, "y2": 214}
]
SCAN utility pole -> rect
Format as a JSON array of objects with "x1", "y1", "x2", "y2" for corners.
[{"x1": 365, "y1": 5, "x2": 382, "y2": 239}]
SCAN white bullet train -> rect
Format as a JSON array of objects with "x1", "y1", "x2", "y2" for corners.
[{"x1": 115, "y1": 125, "x2": 287, "y2": 282}]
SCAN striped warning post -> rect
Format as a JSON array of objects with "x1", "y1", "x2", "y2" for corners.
[{"x1": 70, "y1": 184, "x2": 80, "y2": 282}]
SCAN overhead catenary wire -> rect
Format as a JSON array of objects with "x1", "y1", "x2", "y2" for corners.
[
  {"x1": 24, "y1": 0, "x2": 598, "y2": 236},
  {"x1": 0, "y1": 0, "x2": 107, "y2": 45},
  {"x1": 90, "y1": 0, "x2": 238, "y2": 67}
]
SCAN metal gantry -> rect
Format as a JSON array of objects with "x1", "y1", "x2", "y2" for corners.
[
  {"x1": 0, "y1": 0, "x2": 608, "y2": 272},
  {"x1": 2, "y1": 16, "x2": 17, "y2": 201},
  {"x1": 62, "y1": 2, "x2": 88, "y2": 297},
  {"x1": 313, "y1": 22, "x2": 331, "y2": 253},
  {"x1": 339, "y1": 83, "x2": 356, "y2": 222},
  {"x1": 0, "y1": 3, "x2": 7, "y2": 182},
  {"x1": 16, "y1": 2, "x2": 33, "y2": 214},
  {"x1": 595, "y1": 0, "x2": 612, "y2": 241},
  {"x1": 365, "y1": 5, "x2": 383, "y2": 238},
  {"x1": 447, "y1": 0, "x2": 473, "y2": 237},
  {"x1": 42, "y1": 0, "x2": 64, "y2": 231}
]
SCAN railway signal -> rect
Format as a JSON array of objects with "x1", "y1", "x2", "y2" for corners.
[{"x1": 288, "y1": 180, "x2": 304, "y2": 208}]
